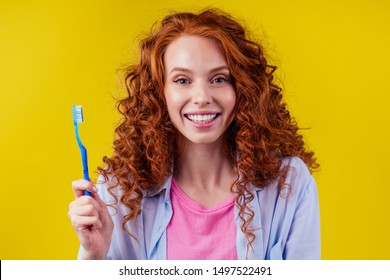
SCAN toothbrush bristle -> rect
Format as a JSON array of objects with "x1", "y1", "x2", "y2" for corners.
[{"x1": 72, "y1": 105, "x2": 84, "y2": 124}]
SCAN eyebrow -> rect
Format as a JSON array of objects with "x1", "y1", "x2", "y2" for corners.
[{"x1": 168, "y1": 66, "x2": 230, "y2": 75}]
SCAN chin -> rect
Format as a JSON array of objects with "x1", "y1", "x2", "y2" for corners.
[
  {"x1": 181, "y1": 133, "x2": 225, "y2": 146},
  {"x1": 190, "y1": 139, "x2": 219, "y2": 145}
]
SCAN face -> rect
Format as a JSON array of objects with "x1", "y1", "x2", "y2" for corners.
[{"x1": 163, "y1": 35, "x2": 236, "y2": 146}]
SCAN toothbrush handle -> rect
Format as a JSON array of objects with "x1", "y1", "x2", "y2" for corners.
[{"x1": 80, "y1": 146, "x2": 91, "y2": 196}]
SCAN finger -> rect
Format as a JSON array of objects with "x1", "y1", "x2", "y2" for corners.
[
  {"x1": 69, "y1": 195, "x2": 102, "y2": 212},
  {"x1": 72, "y1": 179, "x2": 98, "y2": 198},
  {"x1": 70, "y1": 214, "x2": 103, "y2": 231},
  {"x1": 69, "y1": 204, "x2": 100, "y2": 218}
]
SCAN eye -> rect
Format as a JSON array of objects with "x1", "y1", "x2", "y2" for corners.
[
  {"x1": 173, "y1": 78, "x2": 190, "y2": 85},
  {"x1": 212, "y1": 76, "x2": 230, "y2": 84}
]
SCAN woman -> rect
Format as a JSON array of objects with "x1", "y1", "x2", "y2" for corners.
[{"x1": 69, "y1": 8, "x2": 320, "y2": 260}]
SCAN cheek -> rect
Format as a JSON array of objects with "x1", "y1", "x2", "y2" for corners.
[
  {"x1": 164, "y1": 88, "x2": 174, "y2": 113},
  {"x1": 164, "y1": 90, "x2": 186, "y2": 114},
  {"x1": 165, "y1": 97, "x2": 182, "y2": 122},
  {"x1": 225, "y1": 90, "x2": 237, "y2": 112}
]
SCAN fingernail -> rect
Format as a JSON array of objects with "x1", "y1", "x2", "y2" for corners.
[{"x1": 93, "y1": 186, "x2": 98, "y2": 193}]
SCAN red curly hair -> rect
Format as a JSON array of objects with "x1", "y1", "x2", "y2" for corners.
[{"x1": 98, "y1": 8, "x2": 318, "y2": 252}]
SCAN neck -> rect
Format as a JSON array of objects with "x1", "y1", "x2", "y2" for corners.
[{"x1": 174, "y1": 139, "x2": 236, "y2": 192}]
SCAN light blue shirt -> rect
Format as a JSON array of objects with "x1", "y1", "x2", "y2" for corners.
[{"x1": 78, "y1": 156, "x2": 320, "y2": 260}]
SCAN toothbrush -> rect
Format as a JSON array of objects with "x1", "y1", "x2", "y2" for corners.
[{"x1": 72, "y1": 105, "x2": 91, "y2": 196}]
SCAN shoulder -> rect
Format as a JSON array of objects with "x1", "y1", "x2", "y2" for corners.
[
  {"x1": 259, "y1": 157, "x2": 320, "y2": 260},
  {"x1": 281, "y1": 156, "x2": 313, "y2": 187},
  {"x1": 258, "y1": 156, "x2": 315, "y2": 201},
  {"x1": 278, "y1": 156, "x2": 317, "y2": 202},
  {"x1": 281, "y1": 156, "x2": 311, "y2": 177}
]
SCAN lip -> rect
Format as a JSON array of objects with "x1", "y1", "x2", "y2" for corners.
[
  {"x1": 184, "y1": 111, "x2": 221, "y2": 116},
  {"x1": 184, "y1": 112, "x2": 221, "y2": 129}
]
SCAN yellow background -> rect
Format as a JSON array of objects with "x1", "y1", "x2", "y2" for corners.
[{"x1": 1, "y1": 0, "x2": 389, "y2": 259}]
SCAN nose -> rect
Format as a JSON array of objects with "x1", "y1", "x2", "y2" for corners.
[{"x1": 192, "y1": 84, "x2": 212, "y2": 106}]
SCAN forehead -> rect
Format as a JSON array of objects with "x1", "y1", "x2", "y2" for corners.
[{"x1": 163, "y1": 35, "x2": 227, "y2": 72}]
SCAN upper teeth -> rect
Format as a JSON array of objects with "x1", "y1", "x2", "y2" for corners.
[{"x1": 187, "y1": 114, "x2": 217, "y2": 123}]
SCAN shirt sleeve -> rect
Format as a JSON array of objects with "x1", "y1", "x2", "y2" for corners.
[{"x1": 283, "y1": 175, "x2": 321, "y2": 259}]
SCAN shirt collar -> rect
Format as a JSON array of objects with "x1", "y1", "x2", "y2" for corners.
[
  {"x1": 141, "y1": 152, "x2": 269, "y2": 198},
  {"x1": 143, "y1": 172, "x2": 262, "y2": 200},
  {"x1": 144, "y1": 175, "x2": 173, "y2": 201}
]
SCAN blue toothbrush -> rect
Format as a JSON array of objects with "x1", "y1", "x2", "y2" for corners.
[{"x1": 72, "y1": 105, "x2": 91, "y2": 196}]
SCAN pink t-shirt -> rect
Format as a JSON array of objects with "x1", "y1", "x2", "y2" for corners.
[{"x1": 166, "y1": 179, "x2": 238, "y2": 260}]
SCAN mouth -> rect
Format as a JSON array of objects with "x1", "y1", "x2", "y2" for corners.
[{"x1": 184, "y1": 113, "x2": 221, "y2": 123}]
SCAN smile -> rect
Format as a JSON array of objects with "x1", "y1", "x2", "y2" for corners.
[{"x1": 185, "y1": 113, "x2": 220, "y2": 123}]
